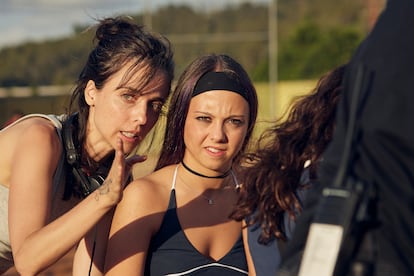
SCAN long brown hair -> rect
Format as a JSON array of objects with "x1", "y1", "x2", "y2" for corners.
[
  {"x1": 155, "y1": 54, "x2": 258, "y2": 170},
  {"x1": 231, "y1": 64, "x2": 346, "y2": 243}
]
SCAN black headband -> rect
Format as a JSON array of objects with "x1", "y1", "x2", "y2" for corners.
[{"x1": 192, "y1": 71, "x2": 248, "y2": 100}]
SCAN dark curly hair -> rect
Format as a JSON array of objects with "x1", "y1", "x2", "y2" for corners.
[{"x1": 230, "y1": 64, "x2": 346, "y2": 244}]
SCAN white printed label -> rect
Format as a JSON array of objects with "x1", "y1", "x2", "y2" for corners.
[{"x1": 298, "y1": 223, "x2": 344, "y2": 276}]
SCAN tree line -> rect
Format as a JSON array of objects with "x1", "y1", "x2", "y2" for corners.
[{"x1": 0, "y1": 0, "x2": 376, "y2": 87}]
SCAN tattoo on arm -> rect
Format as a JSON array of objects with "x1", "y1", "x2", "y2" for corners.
[{"x1": 94, "y1": 179, "x2": 111, "y2": 201}]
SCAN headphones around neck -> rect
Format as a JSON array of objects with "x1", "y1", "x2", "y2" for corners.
[{"x1": 62, "y1": 113, "x2": 107, "y2": 198}]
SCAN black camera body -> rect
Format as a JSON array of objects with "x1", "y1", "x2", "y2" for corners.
[{"x1": 299, "y1": 177, "x2": 376, "y2": 276}]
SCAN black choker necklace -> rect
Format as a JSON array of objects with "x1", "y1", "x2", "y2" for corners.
[{"x1": 181, "y1": 161, "x2": 231, "y2": 179}]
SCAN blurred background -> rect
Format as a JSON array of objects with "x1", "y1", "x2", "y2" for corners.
[
  {"x1": 1, "y1": 1, "x2": 385, "y2": 273},
  {"x1": 0, "y1": 0, "x2": 386, "y2": 125}
]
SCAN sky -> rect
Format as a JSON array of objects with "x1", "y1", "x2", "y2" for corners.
[{"x1": 0, "y1": 0, "x2": 268, "y2": 50}]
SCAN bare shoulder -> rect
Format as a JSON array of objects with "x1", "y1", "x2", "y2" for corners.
[
  {"x1": 111, "y1": 165, "x2": 177, "y2": 236},
  {"x1": 18, "y1": 118, "x2": 62, "y2": 161},
  {"x1": 122, "y1": 165, "x2": 177, "y2": 212},
  {"x1": 5, "y1": 116, "x2": 60, "y2": 147},
  {"x1": 0, "y1": 117, "x2": 61, "y2": 185}
]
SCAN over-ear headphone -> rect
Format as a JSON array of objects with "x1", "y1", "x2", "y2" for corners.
[{"x1": 62, "y1": 113, "x2": 108, "y2": 198}]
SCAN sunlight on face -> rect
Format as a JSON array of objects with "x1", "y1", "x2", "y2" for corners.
[
  {"x1": 86, "y1": 62, "x2": 170, "y2": 160},
  {"x1": 183, "y1": 90, "x2": 249, "y2": 174}
]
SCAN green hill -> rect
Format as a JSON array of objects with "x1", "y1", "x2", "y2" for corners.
[{"x1": 0, "y1": 0, "x2": 383, "y2": 87}]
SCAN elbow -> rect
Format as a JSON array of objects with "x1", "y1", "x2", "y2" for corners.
[{"x1": 14, "y1": 254, "x2": 41, "y2": 276}]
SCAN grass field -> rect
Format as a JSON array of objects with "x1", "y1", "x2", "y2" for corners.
[{"x1": 256, "y1": 80, "x2": 317, "y2": 119}]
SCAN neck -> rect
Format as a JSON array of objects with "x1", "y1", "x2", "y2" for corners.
[{"x1": 181, "y1": 161, "x2": 231, "y2": 179}]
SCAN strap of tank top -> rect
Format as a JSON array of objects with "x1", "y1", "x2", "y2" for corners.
[
  {"x1": 230, "y1": 170, "x2": 241, "y2": 189},
  {"x1": 171, "y1": 164, "x2": 179, "y2": 190},
  {"x1": 4, "y1": 114, "x2": 66, "y2": 198},
  {"x1": 172, "y1": 165, "x2": 240, "y2": 190}
]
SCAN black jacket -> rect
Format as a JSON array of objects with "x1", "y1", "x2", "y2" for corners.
[{"x1": 279, "y1": 0, "x2": 414, "y2": 275}]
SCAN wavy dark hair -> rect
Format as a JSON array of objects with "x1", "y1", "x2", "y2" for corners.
[
  {"x1": 155, "y1": 53, "x2": 258, "y2": 170},
  {"x1": 230, "y1": 64, "x2": 346, "y2": 243},
  {"x1": 64, "y1": 16, "x2": 174, "y2": 198}
]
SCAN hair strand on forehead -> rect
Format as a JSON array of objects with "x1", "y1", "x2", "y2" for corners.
[{"x1": 64, "y1": 16, "x2": 174, "y2": 199}]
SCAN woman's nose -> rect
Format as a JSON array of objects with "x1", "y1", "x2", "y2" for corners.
[
  {"x1": 132, "y1": 101, "x2": 148, "y2": 126},
  {"x1": 209, "y1": 123, "x2": 227, "y2": 142}
]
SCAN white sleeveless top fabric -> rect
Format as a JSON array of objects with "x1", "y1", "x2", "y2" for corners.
[{"x1": 0, "y1": 114, "x2": 66, "y2": 272}]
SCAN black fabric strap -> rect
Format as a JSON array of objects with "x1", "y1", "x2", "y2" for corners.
[
  {"x1": 181, "y1": 161, "x2": 231, "y2": 179},
  {"x1": 192, "y1": 71, "x2": 248, "y2": 100}
]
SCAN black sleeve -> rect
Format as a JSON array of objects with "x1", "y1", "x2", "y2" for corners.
[{"x1": 279, "y1": 0, "x2": 414, "y2": 274}]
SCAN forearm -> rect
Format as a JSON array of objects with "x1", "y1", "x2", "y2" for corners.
[{"x1": 13, "y1": 188, "x2": 114, "y2": 275}]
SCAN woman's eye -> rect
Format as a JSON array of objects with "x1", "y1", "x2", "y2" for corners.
[
  {"x1": 150, "y1": 101, "x2": 164, "y2": 113},
  {"x1": 228, "y1": 118, "x2": 244, "y2": 126},
  {"x1": 196, "y1": 116, "x2": 211, "y2": 122},
  {"x1": 122, "y1": 93, "x2": 135, "y2": 102}
]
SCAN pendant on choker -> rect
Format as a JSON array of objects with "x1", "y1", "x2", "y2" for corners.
[{"x1": 206, "y1": 198, "x2": 214, "y2": 205}]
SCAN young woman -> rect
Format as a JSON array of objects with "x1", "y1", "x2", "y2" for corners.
[
  {"x1": 0, "y1": 16, "x2": 174, "y2": 275},
  {"x1": 104, "y1": 54, "x2": 258, "y2": 275},
  {"x1": 231, "y1": 64, "x2": 346, "y2": 275}
]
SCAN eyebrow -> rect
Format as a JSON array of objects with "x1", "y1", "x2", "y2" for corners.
[
  {"x1": 120, "y1": 86, "x2": 166, "y2": 99},
  {"x1": 117, "y1": 86, "x2": 141, "y2": 94},
  {"x1": 193, "y1": 110, "x2": 247, "y2": 118}
]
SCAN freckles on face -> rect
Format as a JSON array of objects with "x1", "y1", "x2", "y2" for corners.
[{"x1": 183, "y1": 90, "x2": 250, "y2": 165}]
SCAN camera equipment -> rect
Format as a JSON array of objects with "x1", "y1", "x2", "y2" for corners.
[{"x1": 62, "y1": 113, "x2": 107, "y2": 198}]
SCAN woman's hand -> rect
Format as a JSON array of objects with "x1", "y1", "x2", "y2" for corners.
[{"x1": 95, "y1": 138, "x2": 147, "y2": 206}]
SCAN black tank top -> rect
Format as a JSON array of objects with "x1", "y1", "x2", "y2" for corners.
[{"x1": 144, "y1": 166, "x2": 248, "y2": 275}]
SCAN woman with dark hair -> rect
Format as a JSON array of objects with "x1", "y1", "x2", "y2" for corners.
[
  {"x1": 104, "y1": 53, "x2": 258, "y2": 275},
  {"x1": 0, "y1": 16, "x2": 174, "y2": 275},
  {"x1": 230, "y1": 64, "x2": 346, "y2": 275}
]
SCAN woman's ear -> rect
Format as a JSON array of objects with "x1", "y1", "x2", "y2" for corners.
[{"x1": 85, "y1": 80, "x2": 97, "y2": 106}]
